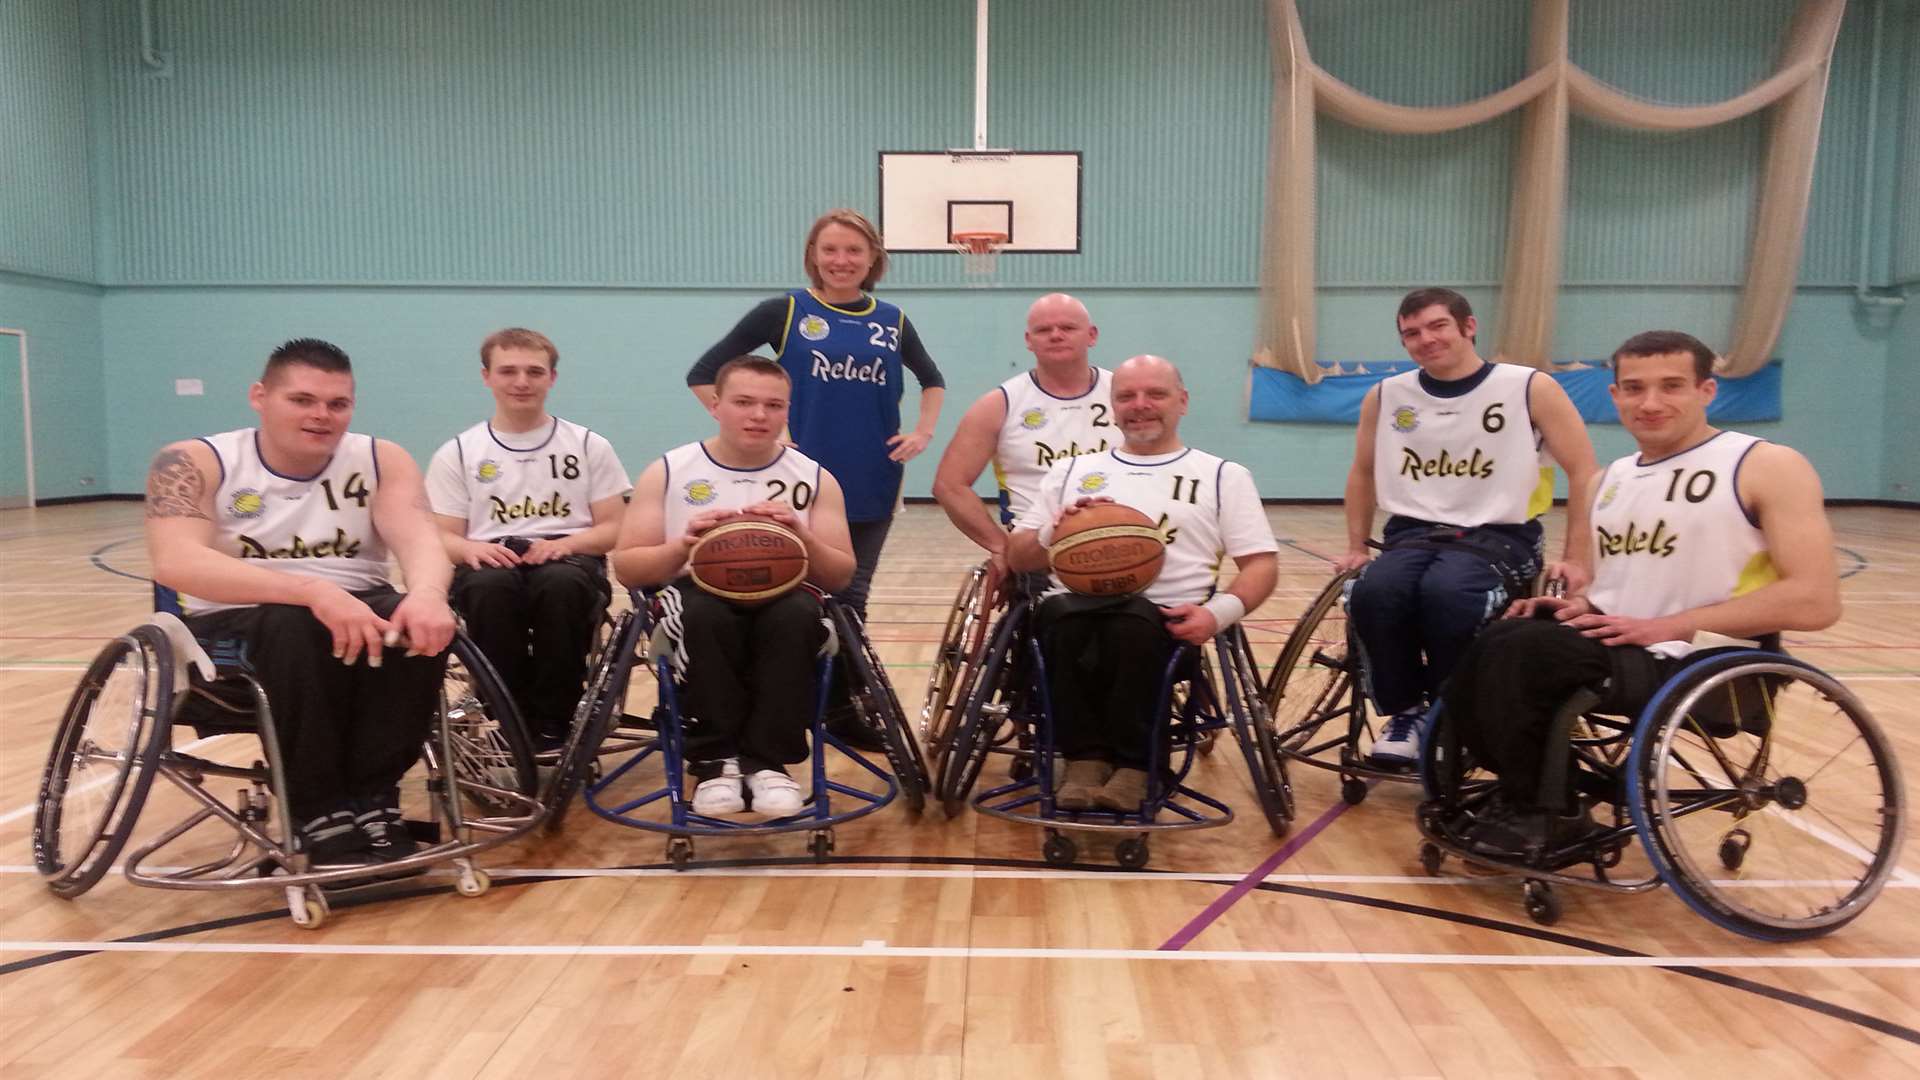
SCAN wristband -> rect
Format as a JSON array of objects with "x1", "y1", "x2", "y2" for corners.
[{"x1": 1202, "y1": 593, "x2": 1246, "y2": 630}]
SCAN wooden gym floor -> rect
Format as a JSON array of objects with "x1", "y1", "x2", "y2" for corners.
[{"x1": 0, "y1": 501, "x2": 1915, "y2": 1078}]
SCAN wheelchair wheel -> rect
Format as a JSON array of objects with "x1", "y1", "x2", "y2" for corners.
[
  {"x1": 1265, "y1": 572, "x2": 1358, "y2": 755},
  {"x1": 441, "y1": 633, "x2": 537, "y2": 818},
  {"x1": 937, "y1": 603, "x2": 1030, "y2": 815},
  {"x1": 1627, "y1": 653, "x2": 1907, "y2": 941},
  {"x1": 832, "y1": 605, "x2": 929, "y2": 814},
  {"x1": 1220, "y1": 629, "x2": 1294, "y2": 836},
  {"x1": 34, "y1": 626, "x2": 175, "y2": 899},
  {"x1": 919, "y1": 563, "x2": 987, "y2": 753},
  {"x1": 545, "y1": 609, "x2": 645, "y2": 832}
]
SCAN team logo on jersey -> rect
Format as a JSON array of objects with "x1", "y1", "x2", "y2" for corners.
[
  {"x1": 1391, "y1": 406, "x2": 1420, "y2": 433},
  {"x1": 228, "y1": 489, "x2": 265, "y2": 519},
  {"x1": 475, "y1": 459, "x2": 502, "y2": 484},
  {"x1": 797, "y1": 315, "x2": 830, "y2": 342},
  {"x1": 1020, "y1": 408, "x2": 1047, "y2": 431},
  {"x1": 1077, "y1": 472, "x2": 1109, "y2": 495},
  {"x1": 683, "y1": 479, "x2": 718, "y2": 506},
  {"x1": 1597, "y1": 480, "x2": 1620, "y2": 510}
]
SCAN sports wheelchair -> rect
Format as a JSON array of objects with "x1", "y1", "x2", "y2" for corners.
[
  {"x1": 940, "y1": 595, "x2": 1292, "y2": 869},
  {"x1": 543, "y1": 588, "x2": 930, "y2": 867},
  {"x1": 920, "y1": 561, "x2": 995, "y2": 794},
  {"x1": 32, "y1": 607, "x2": 544, "y2": 929},
  {"x1": 1266, "y1": 529, "x2": 1538, "y2": 806},
  {"x1": 1415, "y1": 645, "x2": 1907, "y2": 939}
]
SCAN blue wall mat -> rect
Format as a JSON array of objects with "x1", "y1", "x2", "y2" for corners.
[{"x1": 1250, "y1": 361, "x2": 1784, "y2": 424}]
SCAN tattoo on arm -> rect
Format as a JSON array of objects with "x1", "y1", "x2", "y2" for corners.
[{"x1": 146, "y1": 448, "x2": 210, "y2": 520}]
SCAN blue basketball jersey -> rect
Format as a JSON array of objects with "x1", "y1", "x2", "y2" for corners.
[{"x1": 774, "y1": 289, "x2": 905, "y2": 522}]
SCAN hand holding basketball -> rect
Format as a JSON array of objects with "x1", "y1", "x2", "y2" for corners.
[
  {"x1": 688, "y1": 519, "x2": 810, "y2": 605},
  {"x1": 1047, "y1": 502, "x2": 1166, "y2": 597}
]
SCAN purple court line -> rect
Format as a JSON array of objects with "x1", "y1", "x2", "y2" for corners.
[{"x1": 1157, "y1": 794, "x2": 1360, "y2": 951}]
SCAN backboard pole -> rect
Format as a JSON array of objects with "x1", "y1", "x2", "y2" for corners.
[
  {"x1": 1, "y1": 328, "x2": 35, "y2": 508},
  {"x1": 973, "y1": 0, "x2": 989, "y2": 150}
]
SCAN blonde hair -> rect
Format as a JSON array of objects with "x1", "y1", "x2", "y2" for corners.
[
  {"x1": 803, "y1": 208, "x2": 888, "y2": 290},
  {"x1": 480, "y1": 327, "x2": 559, "y2": 369}
]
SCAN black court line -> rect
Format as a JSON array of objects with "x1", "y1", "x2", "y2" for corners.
[
  {"x1": 1836, "y1": 546, "x2": 1869, "y2": 580},
  {"x1": 4, "y1": 853, "x2": 1914, "y2": 1047},
  {"x1": 87, "y1": 538, "x2": 151, "y2": 585},
  {"x1": 1279, "y1": 539, "x2": 1335, "y2": 565}
]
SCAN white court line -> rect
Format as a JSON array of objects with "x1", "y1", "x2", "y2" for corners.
[
  {"x1": 0, "y1": 664, "x2": 88, "y2": 672},
  {"x1": 0, "y1": 734, "x2": 232, "y2": 827},
  {"x1": 2, "y1": 938, "x2": 1916, "y2": 970},
  {"x1": 1, "y1": 864, "x2": 1911, "y2": 889}
]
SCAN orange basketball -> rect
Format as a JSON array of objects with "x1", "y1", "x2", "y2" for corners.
[
  {"x1": 689, "y1": 519, "x2": 809, "y2": 605},
  {"x1": 1047, "y1": 503, "x2": 1166, "y2": 596}
]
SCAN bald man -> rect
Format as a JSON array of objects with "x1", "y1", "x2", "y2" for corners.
[
  {"x1": 933, "y1": 294, "x2": 1114, "y2": 593},
  {"x1": 1006, "y1": 356, "x2": 1278, "y2": 812}
]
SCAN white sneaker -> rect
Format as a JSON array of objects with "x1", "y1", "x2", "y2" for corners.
[
  {"x1": 1367, "y1": 710, "x2": 1426, "y2": 767},
  {"x1": 746, "y1": 769, "x2": 805, "y2": 817},
  {"x1": 691, "y1": 759, "x2": 745, "y2": 815}
]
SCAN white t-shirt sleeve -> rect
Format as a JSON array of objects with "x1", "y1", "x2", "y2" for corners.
[
  {"x1": 424, "y1": 439, "x2": 468, "y2": 521},
  {"x1": 584, "y1": 432, "x2": 632, "y2": 503},
  {"x1": 1216, "y1": 462, "x2": 1278, "y2": 558},
  {"x1": 1015, "y1": 458, "x2": 1072, "y2": 541}
]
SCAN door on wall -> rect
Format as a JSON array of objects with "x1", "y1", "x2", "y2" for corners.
[{"x1": 0, "y1": 331, "x2": 31, "y2": 509}]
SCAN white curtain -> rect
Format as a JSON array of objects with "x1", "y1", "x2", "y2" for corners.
[{"x1": 1256, "y1": 0, "x2": 1845, "y2": 383}]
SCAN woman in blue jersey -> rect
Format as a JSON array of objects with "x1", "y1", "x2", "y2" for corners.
[{"x1": 686, "y1": 208, "x2": 945, "y2": 626}]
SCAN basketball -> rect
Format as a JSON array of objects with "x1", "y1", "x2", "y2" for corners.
[
  {"x1": 689, "y1": 519, "x2": 809, "y2": 604},
  {"x1": 1047, "y1": 503, "x2": 1166, "y2": 596}
]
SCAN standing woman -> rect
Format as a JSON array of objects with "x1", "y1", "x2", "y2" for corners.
[{"x1": 686, "y1": 208, "x2": 945, "y2": 625}]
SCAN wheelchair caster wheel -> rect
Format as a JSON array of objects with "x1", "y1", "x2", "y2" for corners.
[
  {"x1": 1718, "y1": 828, "x2": 1752, "y2": 871},
  {"x1": 1009, "y1": 754, "x2": 1033, "y2": 782},
  {"x1": 456, "y1": 867, "x2": 491, "y2": 898},
  {"x1": 287, "y1": 885, "x2": 329, "y2": 930},
  {"x1": 1341, "y1": 777, "x2": 1368, "y2": 806},
  {"x1": 808, "y1": 830, "x2": 835, "y2": 863},
  {"x1": 942, "y1": 794, "x2": 967, "y2": 819},
  {"x1": 1114, "y1": 837, "x2": 1150, "y2": 870},
  {"x1": 1523, "y1": 880, "x2": 1561, "y2": 926},
  {"x1": 1042, "y1": 831, "x2": 1077, "y2": 866},
  {"x1": 667, "y1": 837, "x2": 694, "y2": 870},
  {"x1": 1418, "y1": 842, "x2": 1445, "y2": 877},
  {"x1": 1197, "y1": 731, "x2": 1218, "y2": 757}
]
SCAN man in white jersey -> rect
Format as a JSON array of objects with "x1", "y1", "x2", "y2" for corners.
[
  {"x1": 144, "y1": 339, "x2": 458, "y2": 864},
  {"x1": 426, "y1": 328, "x2": 630, "y2": 750},
  {"x1": 612, "y1": 356, "x2": 857, "y2": 817},
  {"x1": 1007, "y1": 356, "x2": 1279, "y2": 812},
  {"x1": 1339, "y1": 287, "x2": 1599, "y2": 765},
  {"x1": 933, "y1": 293, "x2": 1114, "y2": 595},
  {"x1": 1444, "y1": 330, "x2": 1840, "y2": 848}
]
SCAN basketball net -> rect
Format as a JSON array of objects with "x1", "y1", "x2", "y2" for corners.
[{"x1": 952, "y1": 231, "x2": 1006, "y2": 283}]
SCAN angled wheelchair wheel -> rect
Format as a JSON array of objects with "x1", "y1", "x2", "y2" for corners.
[
  {"x1": 441, "y1": 633, "x2": 537, "y2": 818},
  {"x1": 545, "y1": 609, "x2": 646, "y2": 831},
  {"x1": 937, "y1": 602, "x2": 1031, "y2": 815},
  {"x1": 920, "y1": 563, "x2": 988, "y2": 758},
  {"x1": 1265, "y1": 571, "x2": 1359, "y2": 756},
  {"x1": 34, "y1": 625, "x2": 175, "y2": 899},
  {"x1": 1220, "y1": 629, "x2": 1294, "y2": 836},
  {"x1": 1628, "y1": 653, "x2": 1907, "y2": 941},
  {"x1": 832, "y1": 605, "x2": 929, "y2": 814}
]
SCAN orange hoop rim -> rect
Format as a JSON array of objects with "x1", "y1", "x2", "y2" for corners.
[{"x1": 952, "y1": 231, "x2": 1009, "y2": 254}]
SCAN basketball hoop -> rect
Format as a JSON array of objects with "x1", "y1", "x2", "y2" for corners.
[{"x1": 952, "y1": 231, "x2": 1007, "y2": 279}]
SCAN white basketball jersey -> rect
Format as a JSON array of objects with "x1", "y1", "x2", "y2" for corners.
[
  {"x1": 426, "y1": 417, "x2": 630, "y2": 542},
  {"x1": 660, "y1": 441, "x2": 823, "y2": 576},
  {"x1": 185, "y1": 428, "x2": 391, "y2": 614},
  {"x1": 1374, "y1": 363, "x2": 1553, "y2": 526},
  {"x1": 993, "y1": 367, "x2": 1115, "y2": 524},
  {"x1": 1587, "y1": 431, "x2": 1775, "y2": 658},
  {"x1": 1031, "y1": 447, "x2": 1277, "y2": 607}
]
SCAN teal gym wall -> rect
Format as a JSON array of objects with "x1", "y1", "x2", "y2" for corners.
[{"x1": 3, "y1": 0, "x2": 1916, "y2": 502}]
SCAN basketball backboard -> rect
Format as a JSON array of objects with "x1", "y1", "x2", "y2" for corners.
[{"x1": 878, "y1": 151, "x2": 1082, "y2": 254}]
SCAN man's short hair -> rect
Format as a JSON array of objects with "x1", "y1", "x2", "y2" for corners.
[
  {"x1": 713, "y1": 355, "x2": 790, "y2": 396},
  {"x1": 1610, "y1": 330, "x2": 1717, "y2": 382},
  {"x1": 1396, "y1": 288, "x2": 1475, "y2": 340},
  {"x1": 262, "y1": 338, "x2": 352, "y2": 383},
  {"x1": 803, "y1": 208, "x2": 889, "y2": 290},
  {"x1": 480, "y1": 327, "x2": 559, "y2": 370}
]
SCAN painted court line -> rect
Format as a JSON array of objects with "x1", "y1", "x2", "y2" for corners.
[
  {"x1": 2, "y1": 938, "x2": 1915, "y2": 971},
  {"x1": 0, "y1": 734, "x2": 232, "y2": 827},
  {"x1": 1160, "y1": 795, "x2": 1359, "y2": 950}
]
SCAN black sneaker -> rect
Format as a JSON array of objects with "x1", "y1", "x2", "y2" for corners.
[
  {"x1": 355, "y1": 796, "x2": 420, "y2": 862},
  {"x1": 298, "y1": 809, "x2": 373, "y2": 864}
]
